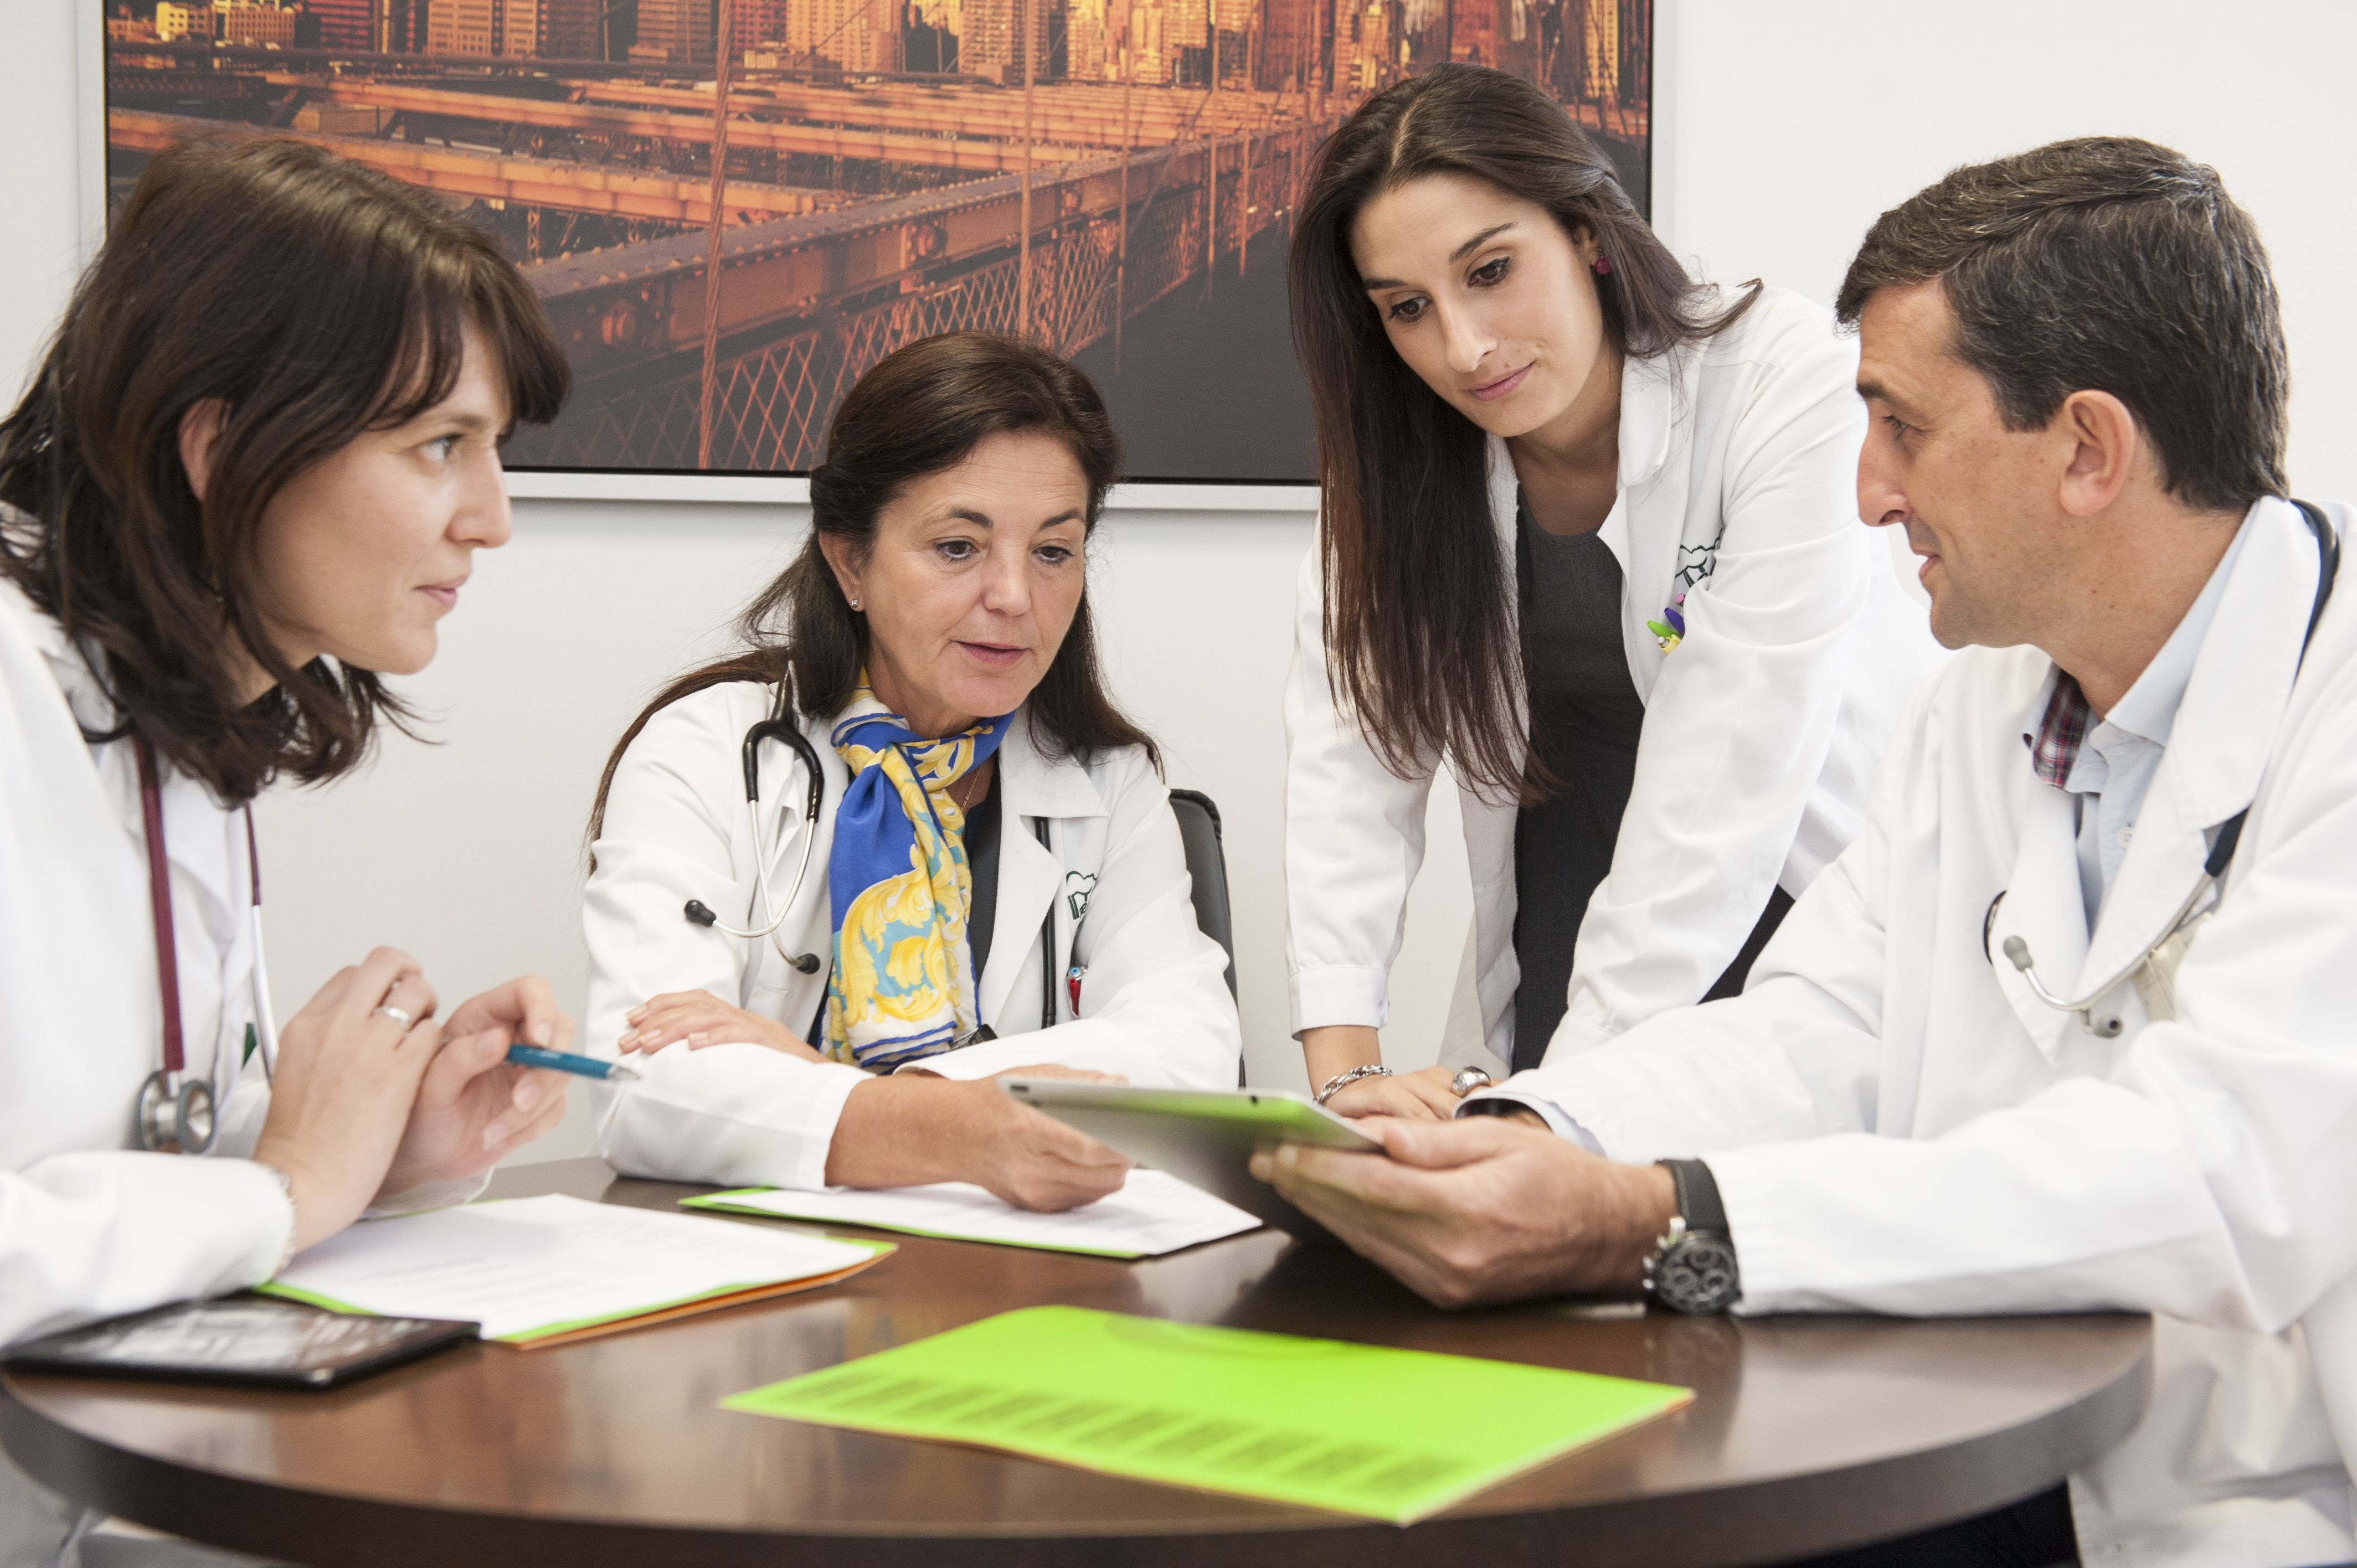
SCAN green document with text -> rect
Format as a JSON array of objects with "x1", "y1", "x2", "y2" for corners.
[{"x1": 721, "y1": 1304, "x2": 1691, "y2": 1523}]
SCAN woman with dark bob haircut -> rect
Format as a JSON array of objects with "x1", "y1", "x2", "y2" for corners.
[
  {"x1": 583, "y1": 331, "x2": 1241, "y2": 1210},
  {"x1": 0, "y1": 138, "x2": 577, "y2": 1556},
  {"x1": 1284, "y1": 65, "x2": 1942, "y2": 1118}
]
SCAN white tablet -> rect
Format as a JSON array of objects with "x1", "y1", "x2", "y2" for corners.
[{"x1": 998, "y1": 1081, "x2": 1382, "y2": 1244}]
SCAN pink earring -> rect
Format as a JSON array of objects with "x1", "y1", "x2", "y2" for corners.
[{"x1": 1593, "y1": 255, "x2": 1612, "y2": 276}]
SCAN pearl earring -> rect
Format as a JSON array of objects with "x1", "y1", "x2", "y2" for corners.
[{"x1": 849, "y1": 596, "x2": 862, "y2": 611}]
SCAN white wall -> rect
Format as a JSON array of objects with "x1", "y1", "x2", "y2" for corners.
[
  {"x1": 6, "y1": 1, "x2": 2354, "y2": 1160},
  {"x1": 1654, "y1": 0, "x2": 2357, "y2": 502}
]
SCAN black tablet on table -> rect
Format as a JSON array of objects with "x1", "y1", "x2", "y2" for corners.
[{"x1": 3, "y1": 1296, "x2": 477, "y2": 1391}]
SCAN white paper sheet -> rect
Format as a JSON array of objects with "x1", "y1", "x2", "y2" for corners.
[
  {"x1": 694, "y1": 1168, "x2": 1262, "y2": 1258},
  {"x1": 267, "y1": 1194, "x2": 881, "y2": 1340}
]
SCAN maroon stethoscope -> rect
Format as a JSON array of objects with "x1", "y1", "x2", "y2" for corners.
[{"x1": 133, "y1": 735, "x2": 279, "y2": 1154}]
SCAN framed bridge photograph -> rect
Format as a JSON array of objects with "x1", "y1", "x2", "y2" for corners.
[{"x1": 99, "y1": 0, "x2": 1651, "y2": 484}]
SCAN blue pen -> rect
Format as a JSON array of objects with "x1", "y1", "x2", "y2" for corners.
[{"x1": 505, "y1": 1043, "x2": 641, "y2": 1083}]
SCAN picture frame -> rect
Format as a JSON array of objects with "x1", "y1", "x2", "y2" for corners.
[{"x1": 86, "y1": 0, "x2": 1654, "y2": 503}]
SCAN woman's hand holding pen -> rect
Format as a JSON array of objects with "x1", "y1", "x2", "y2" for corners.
[
  {"x1": 619, "y1": 989, "x2": 824, "y2": 1061},
  {"x1": 379, "y1": 974, "x2": 575, "y2": 1201},
  {"x1": 255, "y1": 955, "x2": 576, "y2": 1258}
]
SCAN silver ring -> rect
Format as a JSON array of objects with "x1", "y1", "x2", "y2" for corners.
[
  {"x1": 376, "y1": 1004, "x2": 415, "y2": 1028},
  {"x1": 1449, "y1": 1066, "x2": 1495, "y2": 1097}
]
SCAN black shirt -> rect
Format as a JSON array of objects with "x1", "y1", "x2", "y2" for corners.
[{"x1": 1510, "y1": 495, "x2": 1649, "y2": 1070}]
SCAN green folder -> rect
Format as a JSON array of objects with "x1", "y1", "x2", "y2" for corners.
[{"x1": 723, "y1": 1304, "x2": 1690, "y2": 1523}]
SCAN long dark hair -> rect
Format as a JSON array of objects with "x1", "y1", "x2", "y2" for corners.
[
  {"x1": 0, "y1": 137, "x2": 569, "y2": 804},
  {"x1": 591, "y1": 332, "x2": 1157, "y2": 839},
  {"x1": 1291, "y1": 64, "x2": 1757, "y2": 798}
]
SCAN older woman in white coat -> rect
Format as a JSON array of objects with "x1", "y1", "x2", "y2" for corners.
[
  {"x1": 1284, "y1": 66, "x2": 1943, "y2": 1116},
  {"x1": 0, "y1": 140, "x2": 574, "y2": 1562},
  {"x1": 583, "y1": 333, "x2": 1239, "y2": 1212}
]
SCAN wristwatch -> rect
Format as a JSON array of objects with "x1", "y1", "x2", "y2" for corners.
[{"x1": 1644, "y1": 1159, "x2": 1742, "y2": 1314}]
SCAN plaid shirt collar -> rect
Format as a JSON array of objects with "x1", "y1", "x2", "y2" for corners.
[{"x1": 2024, "y1": 670, "x2": 2093, "y2": 790}]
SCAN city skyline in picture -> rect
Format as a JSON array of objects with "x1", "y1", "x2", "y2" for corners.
[{"x1": 104, "y1": 0, "x2": 1650, "y2": 481}]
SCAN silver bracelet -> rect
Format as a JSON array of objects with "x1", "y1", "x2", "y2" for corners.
[{"x1": 1314, "y1": 1064, "x2": 1394, "y2": 1105}]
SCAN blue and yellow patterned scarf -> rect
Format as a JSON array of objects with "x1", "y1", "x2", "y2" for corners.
[{"x1": 823, "y1": 686, "x2": 1013, "y2": 1071}]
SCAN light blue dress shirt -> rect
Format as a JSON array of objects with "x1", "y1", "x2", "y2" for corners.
[{"x1": 2044, "y1": 516, "x2": 2251, "y2": 926}]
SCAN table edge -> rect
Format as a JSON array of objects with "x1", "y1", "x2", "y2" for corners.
[{"x1": 0, "y1": 1313, "x2": 2154, "y2": 1568}]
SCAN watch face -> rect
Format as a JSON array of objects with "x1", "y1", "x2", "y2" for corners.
[{"x1": 1656, "y1": 1235, "x2": 1741, "y2": 1314}]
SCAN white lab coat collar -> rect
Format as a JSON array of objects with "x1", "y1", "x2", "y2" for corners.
[
  {"x1": 2083, "y1": 497, "x2": 2323, "y2": 991},
  {"x1": 1615, "y1": 339, "x2": 1690, "y2": 492},
  {"x1": 994, "y1": 708, "x2": 1108, "y2": 822},
  {"x1": 1988, "y1": 497, "x2": 2326, "y2": 1037},
  {"x1": 2, "y1": 580, "x2": 247, "y2": 937},
  {"x1": 1988, "y1": 773, "x2": 2094, "y2": 1064}
]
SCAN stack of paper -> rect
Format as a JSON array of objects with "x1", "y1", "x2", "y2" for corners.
[
  {"x1": 683, "y1": 1168, "x2": 1261, "y2": 1258},
  {"x1": 723, "y1": 1306, "x2": 1693, "y2": 1523},
  {"x1": 263, "y1": 1194, "x2": 890, "y2": 1347}
]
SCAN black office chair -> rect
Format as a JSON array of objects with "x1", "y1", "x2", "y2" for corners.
[{"x1": 1167, "y1": 788, "x2": 1236, "y2": 1001}]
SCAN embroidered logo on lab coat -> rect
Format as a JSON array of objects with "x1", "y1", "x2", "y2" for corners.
[
  {"x1": 1674, "y1": 536, "x2": 1723, "y2": 595},
  {"x1": 1063, "y1": 871, "x2": 1098, "y2": 925},
  {"x1": 1652, "y1": 527, "x2": 1728, "y2": 652}
]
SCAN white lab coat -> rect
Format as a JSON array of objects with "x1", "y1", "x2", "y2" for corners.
[
  {"x1": 0, "y1": 580, "x2": 286, "y2": 1567},
  {"x1": 1503, "y1": 497, "x2": 2357, "y2": 1565},
  {"x1": 583, "y1": 679, "x2": 1242, "y2": 1190},
  {"x1": 1284, "y1": 286, "x2": 1944, "y2": 1069}
]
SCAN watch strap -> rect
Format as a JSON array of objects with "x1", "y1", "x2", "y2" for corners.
[
  {"x1": 1647, "y1": 1158, "x2": 1741, "y2": 1314},
  {"x1": 1662, "y1": 1158, "x2": 1728, "y2": 1238}
]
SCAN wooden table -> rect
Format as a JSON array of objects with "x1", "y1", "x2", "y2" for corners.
[{"x1": 1, "y1": 1158, "x2": 2150, "y2": 1568}]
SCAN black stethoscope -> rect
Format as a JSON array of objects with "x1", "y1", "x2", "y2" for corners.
[
  {"x1": 682, "y1": 674, "x2": 829, "y2": 975},
  {"x1": 679, "y1": 676, "x2": 1067, "y2": 1033},
  {"x1": 1986, "y1": 501, "x2": 2338, "y2": 1036},
  {"x1": 134, "y1": 735, "x2": 280, "y2": 1154}
]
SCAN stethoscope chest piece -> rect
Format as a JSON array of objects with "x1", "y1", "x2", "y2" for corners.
[{"x1": 137, "y1": 1068, "x2": 215, "y2": 1155}]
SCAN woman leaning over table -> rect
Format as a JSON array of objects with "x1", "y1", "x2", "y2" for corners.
[
  {"x1": 582, "y1": 332, "x2": 1241, "y2": 1213},
  {"x1": 1288, "y1": 66, "x2": 1943, "y2": 1117},
  {"x1": 0, "y1": 139, "x2": 576, "y2": 1560}
]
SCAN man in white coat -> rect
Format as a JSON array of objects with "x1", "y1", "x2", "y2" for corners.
[{"x1": 1258, "y1": 136, "x2": 2357, "y2": 1566}]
